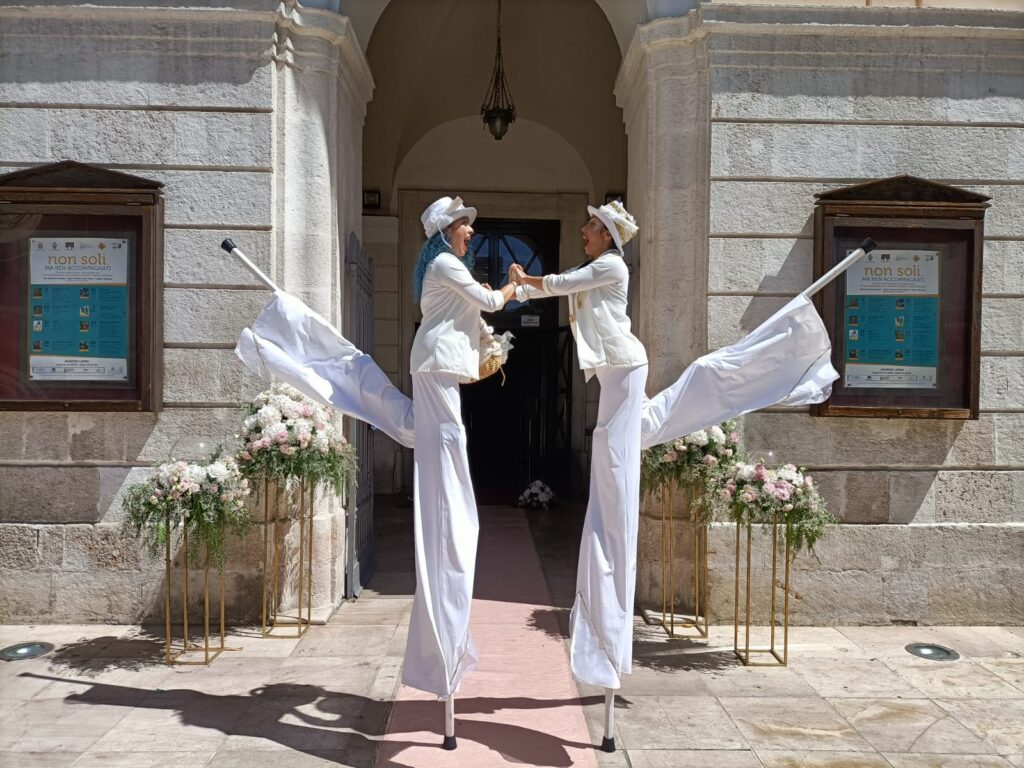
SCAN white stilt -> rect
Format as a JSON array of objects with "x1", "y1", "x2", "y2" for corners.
[
  {"x1": 601, "y1": 688, "x2": 616, "y2": 753},
  {"x1": 442, "y1": 695, "x2": 457, "y2": 750}
]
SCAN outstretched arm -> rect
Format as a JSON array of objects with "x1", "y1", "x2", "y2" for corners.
[
  {"x1": 511, "y1": 258, "x2": 622, "y2": 297},
  {"x1": 435, "y1": 255, "x2": 513, "y2": 310}
]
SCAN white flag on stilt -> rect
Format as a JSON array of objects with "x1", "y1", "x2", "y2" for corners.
[
  {"x1": 235, "y1": 290, "x2": 415, "y2": 449},
  {"x1": 641, "y1": 293, "x2": 838, "y2": 449}
]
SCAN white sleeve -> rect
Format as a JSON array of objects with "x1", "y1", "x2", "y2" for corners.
[
  {"x1": 514, "y1": 283, "x2": 555, "y2": 302},
  {"x1": 540, "y1": 256, "x2": 623, "y2": 296},
  {"x1": 434, "y1": 254, "x2": 505, "y2": 311}
]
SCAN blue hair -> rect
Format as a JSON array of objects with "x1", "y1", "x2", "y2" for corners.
[{"x1": 412, "y1": 232, "x2": 475, "y2": 302}]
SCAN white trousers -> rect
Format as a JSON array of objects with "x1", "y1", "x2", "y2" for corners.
[
  {"x1": 570, "y1": 364, "x2": 648, "y2": 689},
  {"x1": 403, "y1": 372, "x2": 480, "y2": 698}
]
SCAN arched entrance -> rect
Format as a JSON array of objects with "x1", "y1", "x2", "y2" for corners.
[{"x1": 360, "y1": 0, "x2": 632, "y2": 500}]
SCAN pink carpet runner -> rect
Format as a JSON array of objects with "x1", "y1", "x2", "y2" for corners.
[{"x1": 375, "y1": 507, "x2": 598, "y2": 768}]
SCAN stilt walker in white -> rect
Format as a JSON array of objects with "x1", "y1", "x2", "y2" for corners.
[
  {"x1": 230, "y1": 196, "x2": 518, "y2": 751},
  {"x1": 513, "y1": 200, "x2": 877, "y2": 754},
  {"x1": 510, "y1": 200, "x2": 648, "y2": 753}
]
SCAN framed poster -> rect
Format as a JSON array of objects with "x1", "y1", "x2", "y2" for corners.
[
  {"x1": 811, "y1": 176, "x2": 986, "y2": 420},
  {"x1": 28, "y1": 237, "x2": 130, "y2": 382},
  {"x1": 0, "y1": 161, "x2": 163, "y2": 411}
]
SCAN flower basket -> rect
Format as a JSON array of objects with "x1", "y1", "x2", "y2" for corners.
[{"x1": 476, "y1": 320, "x2": 514, "y2": 383}]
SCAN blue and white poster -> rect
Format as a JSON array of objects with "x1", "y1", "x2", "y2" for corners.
[
  {"x1": 843, "y1": 249, "x2": 939, "y2": 389},
  {"x1": 28, "y1": 237, "x2": 129, "y2": 381}
]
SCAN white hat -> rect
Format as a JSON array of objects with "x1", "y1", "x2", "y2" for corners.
[
  {"x1": 421, "y1": 196, "x2": 477, "y2": 239},
  {"x1": 587, "y1": 199, "x2": 638, "y2": 252}
]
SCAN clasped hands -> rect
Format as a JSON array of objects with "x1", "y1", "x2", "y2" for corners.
[{"x1": 480, "y1": 263, "x2": 527, "y2": 292}]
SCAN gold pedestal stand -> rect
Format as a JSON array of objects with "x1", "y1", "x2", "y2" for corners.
[
  {"x1": 733, "y1": 518, "x2": 791, "y2": 666},
  {"x1": 162, "y1": 511, "x2": 242, "y2": 665},
  {"x1": 642, "y1": 484, "x2": 709, "y2": 639},
  {"x1": 261, "y1": 478, "x2": 314, "y2": 638}
]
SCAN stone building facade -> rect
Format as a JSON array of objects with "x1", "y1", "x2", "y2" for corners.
[{"x1": 0, "y1": 0, "x2": 1021, "y2": 625}]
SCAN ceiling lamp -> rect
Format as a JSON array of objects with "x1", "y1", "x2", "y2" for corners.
[{"x1": 480, "y1": 0, "x2": 516, "y2": 141}]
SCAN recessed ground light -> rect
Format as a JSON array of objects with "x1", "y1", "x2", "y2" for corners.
[
  {"x1": 905, "y1": 642, "x2": 959, "y2": 661},
  {"x1": 0, "y1": 642, "x2": 55, "y2": 661}
]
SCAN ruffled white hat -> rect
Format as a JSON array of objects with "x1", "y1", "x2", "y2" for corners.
[
  {"x1": 421, "y1": 196, "x2": 478, "y2": 239},
  {"x1": 587, "y1": 199, "x2": 638, "y2": 252}
]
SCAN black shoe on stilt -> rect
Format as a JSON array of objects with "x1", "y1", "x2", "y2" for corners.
[
  {"x1": 442, "y1": 736, "x2": 457, "y2": 750},
  {"x1": 601, "y1": 736, "x2": 616, "y2": 753}
]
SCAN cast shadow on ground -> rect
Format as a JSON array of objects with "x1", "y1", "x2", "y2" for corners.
[
  {"x1": 19, "y1": 673, "x2": 613, "y2": 767},
  {"x1": 527, "y1": 607, "x2": 737, "y2": 673},
  {"x1": 44, "y1": 627, "x2": 167, "y2": 677}
]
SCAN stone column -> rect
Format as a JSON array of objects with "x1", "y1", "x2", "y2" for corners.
[{"x1": 616, "y1": 15, "x2": 712, "y2": 614}]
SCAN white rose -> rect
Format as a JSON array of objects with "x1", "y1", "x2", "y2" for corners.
[
  {"x1": 709, "y1": 425, "x2": 726, "y2": 444},
  {"x1": 257, "y1": 405, "x2": 282, "y2": 428},
  {"x1": 735, "y1": 463, "x2": 757, "y2": 483},
  {"x1": 185, "y1": 464, "x2": 208, "y2": 485},
  {"x1": 243, "y1": 415, "x2": 259, "y2": 431},
  {"x1": 207, "y1": 461, "x2": 230, "y2": 482}
]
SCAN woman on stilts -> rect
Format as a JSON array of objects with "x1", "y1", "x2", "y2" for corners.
[
  {"x1": 234, "y1": 195, "x2": 516, "y2": 750},
  {"x1": 406, "y1": 196, "x2": 517, "y2": 748},
  {"x1": 510, "y1": 200, "x2": 646, "y2": 753}
]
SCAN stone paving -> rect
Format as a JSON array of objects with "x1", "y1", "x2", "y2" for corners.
[{"x1": 0, "y1": 497, "x2": 1022, "y2": 767}]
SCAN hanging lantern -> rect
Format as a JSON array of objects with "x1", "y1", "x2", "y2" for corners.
[{"x1": 480, "y1": 0, "x2": 516, "y2": 141}]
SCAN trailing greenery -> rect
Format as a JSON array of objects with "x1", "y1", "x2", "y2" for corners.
[
  {"x1": 640, "y1": 421, "x2": 741, "y2": 524},
  {"x1": 640, "y1": 422, "x2": 836, "y2": 557},
  {"x1": 120, "y1": 449, "x2": 252, "y2": 570}
]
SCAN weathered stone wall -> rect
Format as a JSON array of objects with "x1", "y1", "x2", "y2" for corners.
[
  {"x1": 0, "y1": 1, "x2": 372, "y2": 622},
  {"x1": 622, "y1": 4, "x2": 1024, "y2": 624}
]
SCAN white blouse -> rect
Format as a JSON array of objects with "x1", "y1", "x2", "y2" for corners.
[
  {"x1": 517, "y1": 251, "x2": 647, "y2": 379},
  {"x1": 410, "y1": 252, "x2": 506, "y2": 381}
]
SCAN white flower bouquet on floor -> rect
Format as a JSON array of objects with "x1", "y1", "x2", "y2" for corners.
[
  {"x1": 518, "y1": 480, "x2": 554, "y2": 510},
  {"x1": 237, "y1": 383, "x2": 357, "y2": 495}
]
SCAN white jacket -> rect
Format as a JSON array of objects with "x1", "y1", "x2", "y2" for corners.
[
  {"x1": 410, "y1": 252, "x2": 506, "y2": 381},
  {"x1": 517, "y1": 251, "x2": 647, "y2": 380}
]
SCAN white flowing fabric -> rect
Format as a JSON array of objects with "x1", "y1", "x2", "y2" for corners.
[
  {"x1": 641, "y1": 294, "x2": 838, "y2": 449},
  {"x1": 404, "y1": 372, "x2": 479, "y2": 697},
  {"x1": 235, "y1": 291, "x2": 478, "y2": 698},
  {"x1": 570, "y1": 364, "x2": 647, "y2": 689},
  {"x1": 235, "y1": 290, "x2": 414, "y2": 448}
]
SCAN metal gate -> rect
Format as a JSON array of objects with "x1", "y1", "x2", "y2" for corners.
[{"x1": 343, "y1": 233, "x2": 375, "y2": 598}]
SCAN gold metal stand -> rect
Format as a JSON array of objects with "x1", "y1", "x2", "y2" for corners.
[
  {"x1": 733, "y1": 517, "x2": 791, "y2": 666},
  {"x1": 642, "y1": 483, "x2": 709, "y2": 638},
  {"x1": 261, "y1": 478, "x2": 314, "y2": 638},
  {"x1": 162, "y1": 510, "x2": 242, "y2": 665}
]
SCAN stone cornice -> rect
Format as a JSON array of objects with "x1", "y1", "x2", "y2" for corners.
[{"x1": 0, "y1": 1, "x2": 374, "y2": 115}]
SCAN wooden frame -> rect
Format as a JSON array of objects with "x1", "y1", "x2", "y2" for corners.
[
  {"x1": 811, "y1": 176, "x2": 987, "y2": 420},
  {"x1": 0, "y1": 161, "x2": 164, "y2": 412}
]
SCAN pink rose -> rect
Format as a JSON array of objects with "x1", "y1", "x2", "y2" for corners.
[
  {"x1": 662, "y1": 451, "x2": 678, "y2": 463},
  {"x1": 720, "y1": 489, "x2": 733, "y2": 501},
  {"x1": 703, "y1": 455, "x2": 719, "y2": 466},
  {"x1": 741, "y1": 490, "x2": 756, "y2": 503},
  {"x1": 755, "y1": 463, "x2": 768, "y2": 481},
  {"x1": 723, "y1": 448, "x2": 733, "y2": 457},
  {"x1": 730, "y1": 431, "x2": 740, "y2": 444}
]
